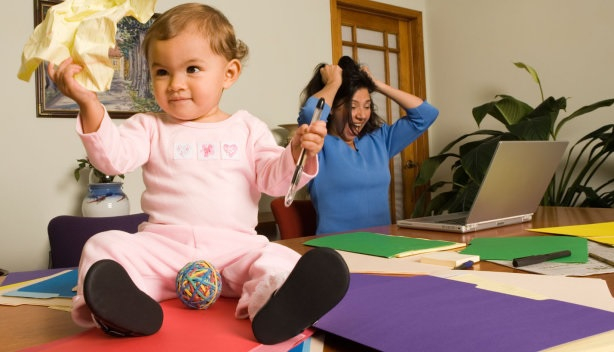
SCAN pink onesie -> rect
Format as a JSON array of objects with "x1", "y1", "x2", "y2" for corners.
[{"x1": 71, "y1": 109, "x2": 317, "y2": 327}]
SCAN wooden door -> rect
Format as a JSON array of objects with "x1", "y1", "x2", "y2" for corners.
[{"x1": 330, "y1": 0, "x2": 430, "y2": 221}]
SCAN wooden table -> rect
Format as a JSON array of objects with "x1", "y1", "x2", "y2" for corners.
[
  {"x1": 2, "y1": 206, "x2": 614, "y2": 351},
  {"x1": 278, "y1": 206, "x2": 614, "y2": 295}
]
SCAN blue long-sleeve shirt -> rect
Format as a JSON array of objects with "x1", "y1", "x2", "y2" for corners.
[{"x1": 298, "y1": 96, "x2": 438, "y2": 234}]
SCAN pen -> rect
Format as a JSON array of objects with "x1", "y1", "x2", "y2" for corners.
[
  {"x1": 284, "y1": 98, "x2": 326, "y2": 207},
  {"x1": 589, "y1": 252, "x2": 614, "y2": 267},
  {"x1": 454, "y1": 260, "x2": 474, "y2": 270},
  {"x1": 512, "y1": 250, "x2": 571, "y2": 267}
]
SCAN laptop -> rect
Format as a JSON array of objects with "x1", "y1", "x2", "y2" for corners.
[{"x1": 397, "y1": 140, "x2": 568, "y2": 233}]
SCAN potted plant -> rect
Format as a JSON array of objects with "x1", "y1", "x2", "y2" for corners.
[
  {"x1": 412, "y1": 62, "x2": 614, "y2": 217},
  {"x1": 74, "y1": 158, "x2": 130, "y2": 217},
  {"x1": 74, "y1": 158, "x2": 124, "y2": 184}
]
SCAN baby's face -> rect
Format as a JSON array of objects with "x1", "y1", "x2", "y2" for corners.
[{"x1": 147, "y1": 29, "x2": 239, "y2": 123}]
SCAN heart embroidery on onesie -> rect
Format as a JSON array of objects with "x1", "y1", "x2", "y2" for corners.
[{"x1": 222, "y1": 143, "x2": 239, "y2": 160}]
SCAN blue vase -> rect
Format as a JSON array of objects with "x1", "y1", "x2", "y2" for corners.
[{"x1": 82, "y1": 182, "x2": 130, "y2": 217}]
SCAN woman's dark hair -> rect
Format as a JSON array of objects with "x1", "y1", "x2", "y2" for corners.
[{"x1": 300, "y1": 56, "x2": 384, "y2": 137}]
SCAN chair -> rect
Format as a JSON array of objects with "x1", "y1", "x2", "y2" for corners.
[
  {"x1": 270, "y1": 198, "x2": 317, "y2": 240},
  {"x1": 47, "y1": 213, "x2": 149, "y2": 268}
]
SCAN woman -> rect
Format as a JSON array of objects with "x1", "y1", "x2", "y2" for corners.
[{"x1": 298, "y1": 56, "x2": 438, "y2": 234}]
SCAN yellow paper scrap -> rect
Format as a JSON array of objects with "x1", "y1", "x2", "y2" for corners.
[
  {"x1": 18, "y1": 0, "x2": 156, "y2": 92},
  {"x1": 529, "y1": 222, "x2": 614, "y2": 246}
]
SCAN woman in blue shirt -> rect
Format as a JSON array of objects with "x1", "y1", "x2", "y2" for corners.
[{"x1": 298, "y1": 56, "x2": 438, "y2": 234}]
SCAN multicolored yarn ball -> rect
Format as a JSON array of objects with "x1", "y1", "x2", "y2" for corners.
[{"x1": 176, "y1": 260, "x2": 222, "y2": 310}]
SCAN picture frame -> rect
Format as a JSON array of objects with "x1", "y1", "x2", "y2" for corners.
[{"x1": 34, "y1": 0, "x2": 159, "y2": 118}]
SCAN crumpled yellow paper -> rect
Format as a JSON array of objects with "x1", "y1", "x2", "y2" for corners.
[{"x1": 17, "y1": 0, "x2": 156, "y2": 92}]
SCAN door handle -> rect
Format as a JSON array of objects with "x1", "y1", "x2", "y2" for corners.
[{"x1": 405, "y1": 160, "x2": 417, "y2": 169}]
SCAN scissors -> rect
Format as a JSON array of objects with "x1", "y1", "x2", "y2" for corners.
[{"x1": 284, "y1": 97, "x2": 326, "y2": 207}]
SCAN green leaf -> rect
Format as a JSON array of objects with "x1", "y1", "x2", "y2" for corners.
[
  {"x1": 412, "y1": 181, "x2": 453, "y2": 217},
  {"x1": 472, "y1": 95, "x2": 533, "y2": 126},
  {"x1": 514, "y1": 62, "x2": 541, "y2": 85},
  {"x1": 437, "y1": 130, "x2": 504, "y2": 154},
  {"x1": 472, "y1": 101, "x2": 496, "y2": 126},
  {"x1": 460, "y1": 138, "x2": 501, "y2": 184},
  {"x1": 508, "y1": 97, "x2": 565, "y2": 140},
  {"x1": 576, "y1": 186, "x2": 613, "y2": 208},
  {"x1": 425, "y1": 191, "x2": 459, "y2": 216},
  {"x1": 448, "y1": 182, "x2": 480, "y2": 212},
  {"x1": 514, "y1": 62, "x2": 544, "y2": 100},
  {"x1": 414, "y1": 154, "x2": 458, "y2": 186},
  {"x1": 554, "y1": 98, "x2": 614, "y2": 138},
  {"x1": 494, "y1": 95, "x2": 534, "y2": 126},
  {"x1": 74, "y1": 157, "x2": 125, "y2": 183}
]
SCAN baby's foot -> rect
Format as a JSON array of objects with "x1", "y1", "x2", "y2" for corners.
[
  {"x1": 252, "y1": 247, "x2": 350, "y2": 344},
  {"x1": 84, "y1": 259, "x2": 163, "y2": 337}
]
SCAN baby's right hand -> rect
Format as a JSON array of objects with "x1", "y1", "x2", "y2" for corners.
[{"x1": 47, "y1": 58, "x2": 98, "y2": 106}]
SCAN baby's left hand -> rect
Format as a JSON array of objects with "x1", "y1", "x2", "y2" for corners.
[{"x1": 291, "y1": 121, "x2": 327, "y2": 161}]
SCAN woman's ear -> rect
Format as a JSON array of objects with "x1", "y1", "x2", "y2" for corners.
[{"x1": 223, "y1": 59, "x2": 241, "y2": 89}]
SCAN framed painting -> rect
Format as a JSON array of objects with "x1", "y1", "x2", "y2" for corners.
[{"x1": 34, "y1": 0, "x2": 159, "y2": 118}]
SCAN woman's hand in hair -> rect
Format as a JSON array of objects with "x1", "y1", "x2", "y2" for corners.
[
  {"x1": 360, "y1": 64, "x2": 384, "y2": 91},
  {"x1": 360, "y1": 63, "x2": 423, "y2": 109},
  {"x1": 320, "y1": 64, "x2": 343, "y2": 86},
  {"x1": 315, "y1": 64, "x2": 343, "y2": 107}
]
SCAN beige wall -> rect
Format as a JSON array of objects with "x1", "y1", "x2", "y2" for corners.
[
  {"x1": 0, "y1": 0, "x2": 425, "y2": 271},
  {"x1": 2, "y1": 0, "x2": 612, "y2": 271},
  {"x1": 425, "y1": 0, "x2": 614, "y2": 153}
]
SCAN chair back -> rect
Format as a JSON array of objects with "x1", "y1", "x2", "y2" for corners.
[
  {"x1": 47, "y1": 213, "x2": 148, "y2": 268},
  {"x1": 270, "y1": 198, "x2": 317, "y2": 240}
]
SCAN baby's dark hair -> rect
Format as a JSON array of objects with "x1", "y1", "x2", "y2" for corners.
[
  {"x1": 142, "y1": 3, "x2": 248, "y2": 64},
  {"x1": 300, "y1": 56, "x2": 384, "y2": 137}
]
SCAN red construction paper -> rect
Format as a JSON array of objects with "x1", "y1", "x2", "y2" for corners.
[{"x1": 25, "y1": 298, "x2": 260, "y2": 351}]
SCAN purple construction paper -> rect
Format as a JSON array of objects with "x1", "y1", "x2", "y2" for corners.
[
  {"x1": 314, "y1": 274, "x2": 614, "y2": 352},
  {"x1": 1, "y1": 268, "x2": 74, "y2": 286}
]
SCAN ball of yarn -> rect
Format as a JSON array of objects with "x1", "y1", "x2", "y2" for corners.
[{"x1": 176, "y1": 260, "x2": 222, "y2": 310}]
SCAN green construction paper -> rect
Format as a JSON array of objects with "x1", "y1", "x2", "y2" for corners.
[
  {"x1": 459, "y1": 236, "x2": 588, "y2": 263},
  {"x1": 304, "y1": 232, "x2": 465, "y2": 258}
]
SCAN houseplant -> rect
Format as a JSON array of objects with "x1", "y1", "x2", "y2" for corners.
[
  {"x1": 412, "y1": 62, "x2": 614, "y2": 217},
  {"x1": 74, "y1": 158, "x2": 130, "y2": 217},
  {"x1": 74, "y1": 158, "x2": 124, "y2": 184}
]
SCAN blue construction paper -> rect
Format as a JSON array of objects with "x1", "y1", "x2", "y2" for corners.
[
  {"x1": 5, "y1": 269, "x2": 77, "y2": 298},
  {"x1": 314, "y1": 274, "x2": 614, "y2": 351}
]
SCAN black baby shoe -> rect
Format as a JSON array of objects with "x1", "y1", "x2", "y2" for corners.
[
  {"x1": 252, "y1": 247, "x2": 350, "y2": 344},
  {"x1": 84, "y1": 259, "x2": 163, "y2": 337}
]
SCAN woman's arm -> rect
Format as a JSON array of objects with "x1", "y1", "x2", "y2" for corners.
[
  {"x1": 362, "y1": 65, "x2": 424, "y2": 110},
  {"x1": 313, "y1": 64, "x2": 343, "y2": 108},
  {"x1": 297, "y1": 64, "x2": 341, "y2": 126}
]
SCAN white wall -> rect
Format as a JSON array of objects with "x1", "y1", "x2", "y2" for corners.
[{"x1": 3, "y1": 0, "x2": 612, "y2": 272}]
